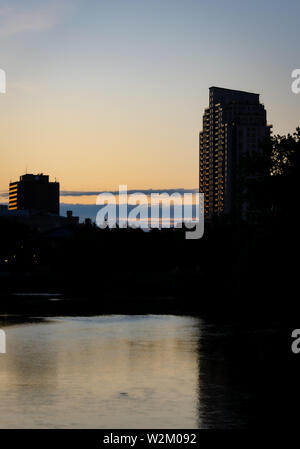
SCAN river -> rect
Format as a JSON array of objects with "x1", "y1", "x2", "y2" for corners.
[{"x1": 0, "y1": 314, "x2": 292, "y2": 428}]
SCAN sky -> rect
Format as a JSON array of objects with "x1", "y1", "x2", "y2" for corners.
[{"x1": 0, "y1": 0, "x2": 299, "y2": 209}]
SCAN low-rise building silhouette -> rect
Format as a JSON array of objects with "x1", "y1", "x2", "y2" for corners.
[
  {"x1": 1, "y1": 173, "x2": 80, "y2": 232},
  {"x1": 9, "y1": 173, "x2": 59, "y2": 215}
]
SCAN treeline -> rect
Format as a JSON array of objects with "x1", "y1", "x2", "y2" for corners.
[{"x1": 0, "y1": 128, "x2": 299, "y2": 317}]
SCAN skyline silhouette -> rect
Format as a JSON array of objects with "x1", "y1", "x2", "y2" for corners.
[{"x1": 1, "y1": 1, "x2": 300, "y2": 434}]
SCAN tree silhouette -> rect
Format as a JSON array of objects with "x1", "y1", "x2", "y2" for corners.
[{"x1": 240, "y1": 127, "x2": 300, "y2": 224}]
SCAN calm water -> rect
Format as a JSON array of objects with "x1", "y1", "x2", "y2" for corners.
[{"x1": 0, "y1": 314, "x2": 290, "y2": 428}]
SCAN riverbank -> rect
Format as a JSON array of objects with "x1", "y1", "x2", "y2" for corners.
[
  {"x1": 0, "y1": 292, "x2": 296, "y2": 325},
  {"x1": 0, "y1": 293, "x2": 189, "y2": 316}
]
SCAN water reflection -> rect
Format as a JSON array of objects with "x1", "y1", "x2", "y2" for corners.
[
  {"x1": 198, "y1": 321, "x2": 298, "y2": 428},
  {"x1": 0, "y1": 315, "x2": 200, "y2": 428},
  {"x1": 0, "y1": 315, "x2": 296, "y2": 428}
]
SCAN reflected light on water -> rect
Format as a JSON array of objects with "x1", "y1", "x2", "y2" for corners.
[{"x1": 0, "y1": 315, "x2": 200, "y2": 429}]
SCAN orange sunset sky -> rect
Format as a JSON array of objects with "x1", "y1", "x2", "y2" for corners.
[{"x1": 1, "y1": 0, "x2": 299, "y2": 206}]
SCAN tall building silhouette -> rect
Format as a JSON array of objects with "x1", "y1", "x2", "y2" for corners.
[
  {"x1": 199, "y1": 87, "x2": 271, "y2": 219},
  {"x1": 9, "y1": 173, "x2": 59, "y2": 215}
]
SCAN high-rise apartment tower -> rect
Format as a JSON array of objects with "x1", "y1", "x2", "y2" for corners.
[{"x1": 199, "y1": 87, "x2": 271, "y2": 219}]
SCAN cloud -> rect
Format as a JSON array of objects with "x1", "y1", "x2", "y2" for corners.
[
  {"x1": 0, "y1": 1, "x2": 77, "y2": 37},
  {"x1": 0, "y1": 188, "x2": 197, "y2": 202},
  {"x1": 1, "y1": 188, "x2": 198, "y2": 202},
  {"x1": 60, "y1": 188, "x2": 198, "y2": 197}
]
